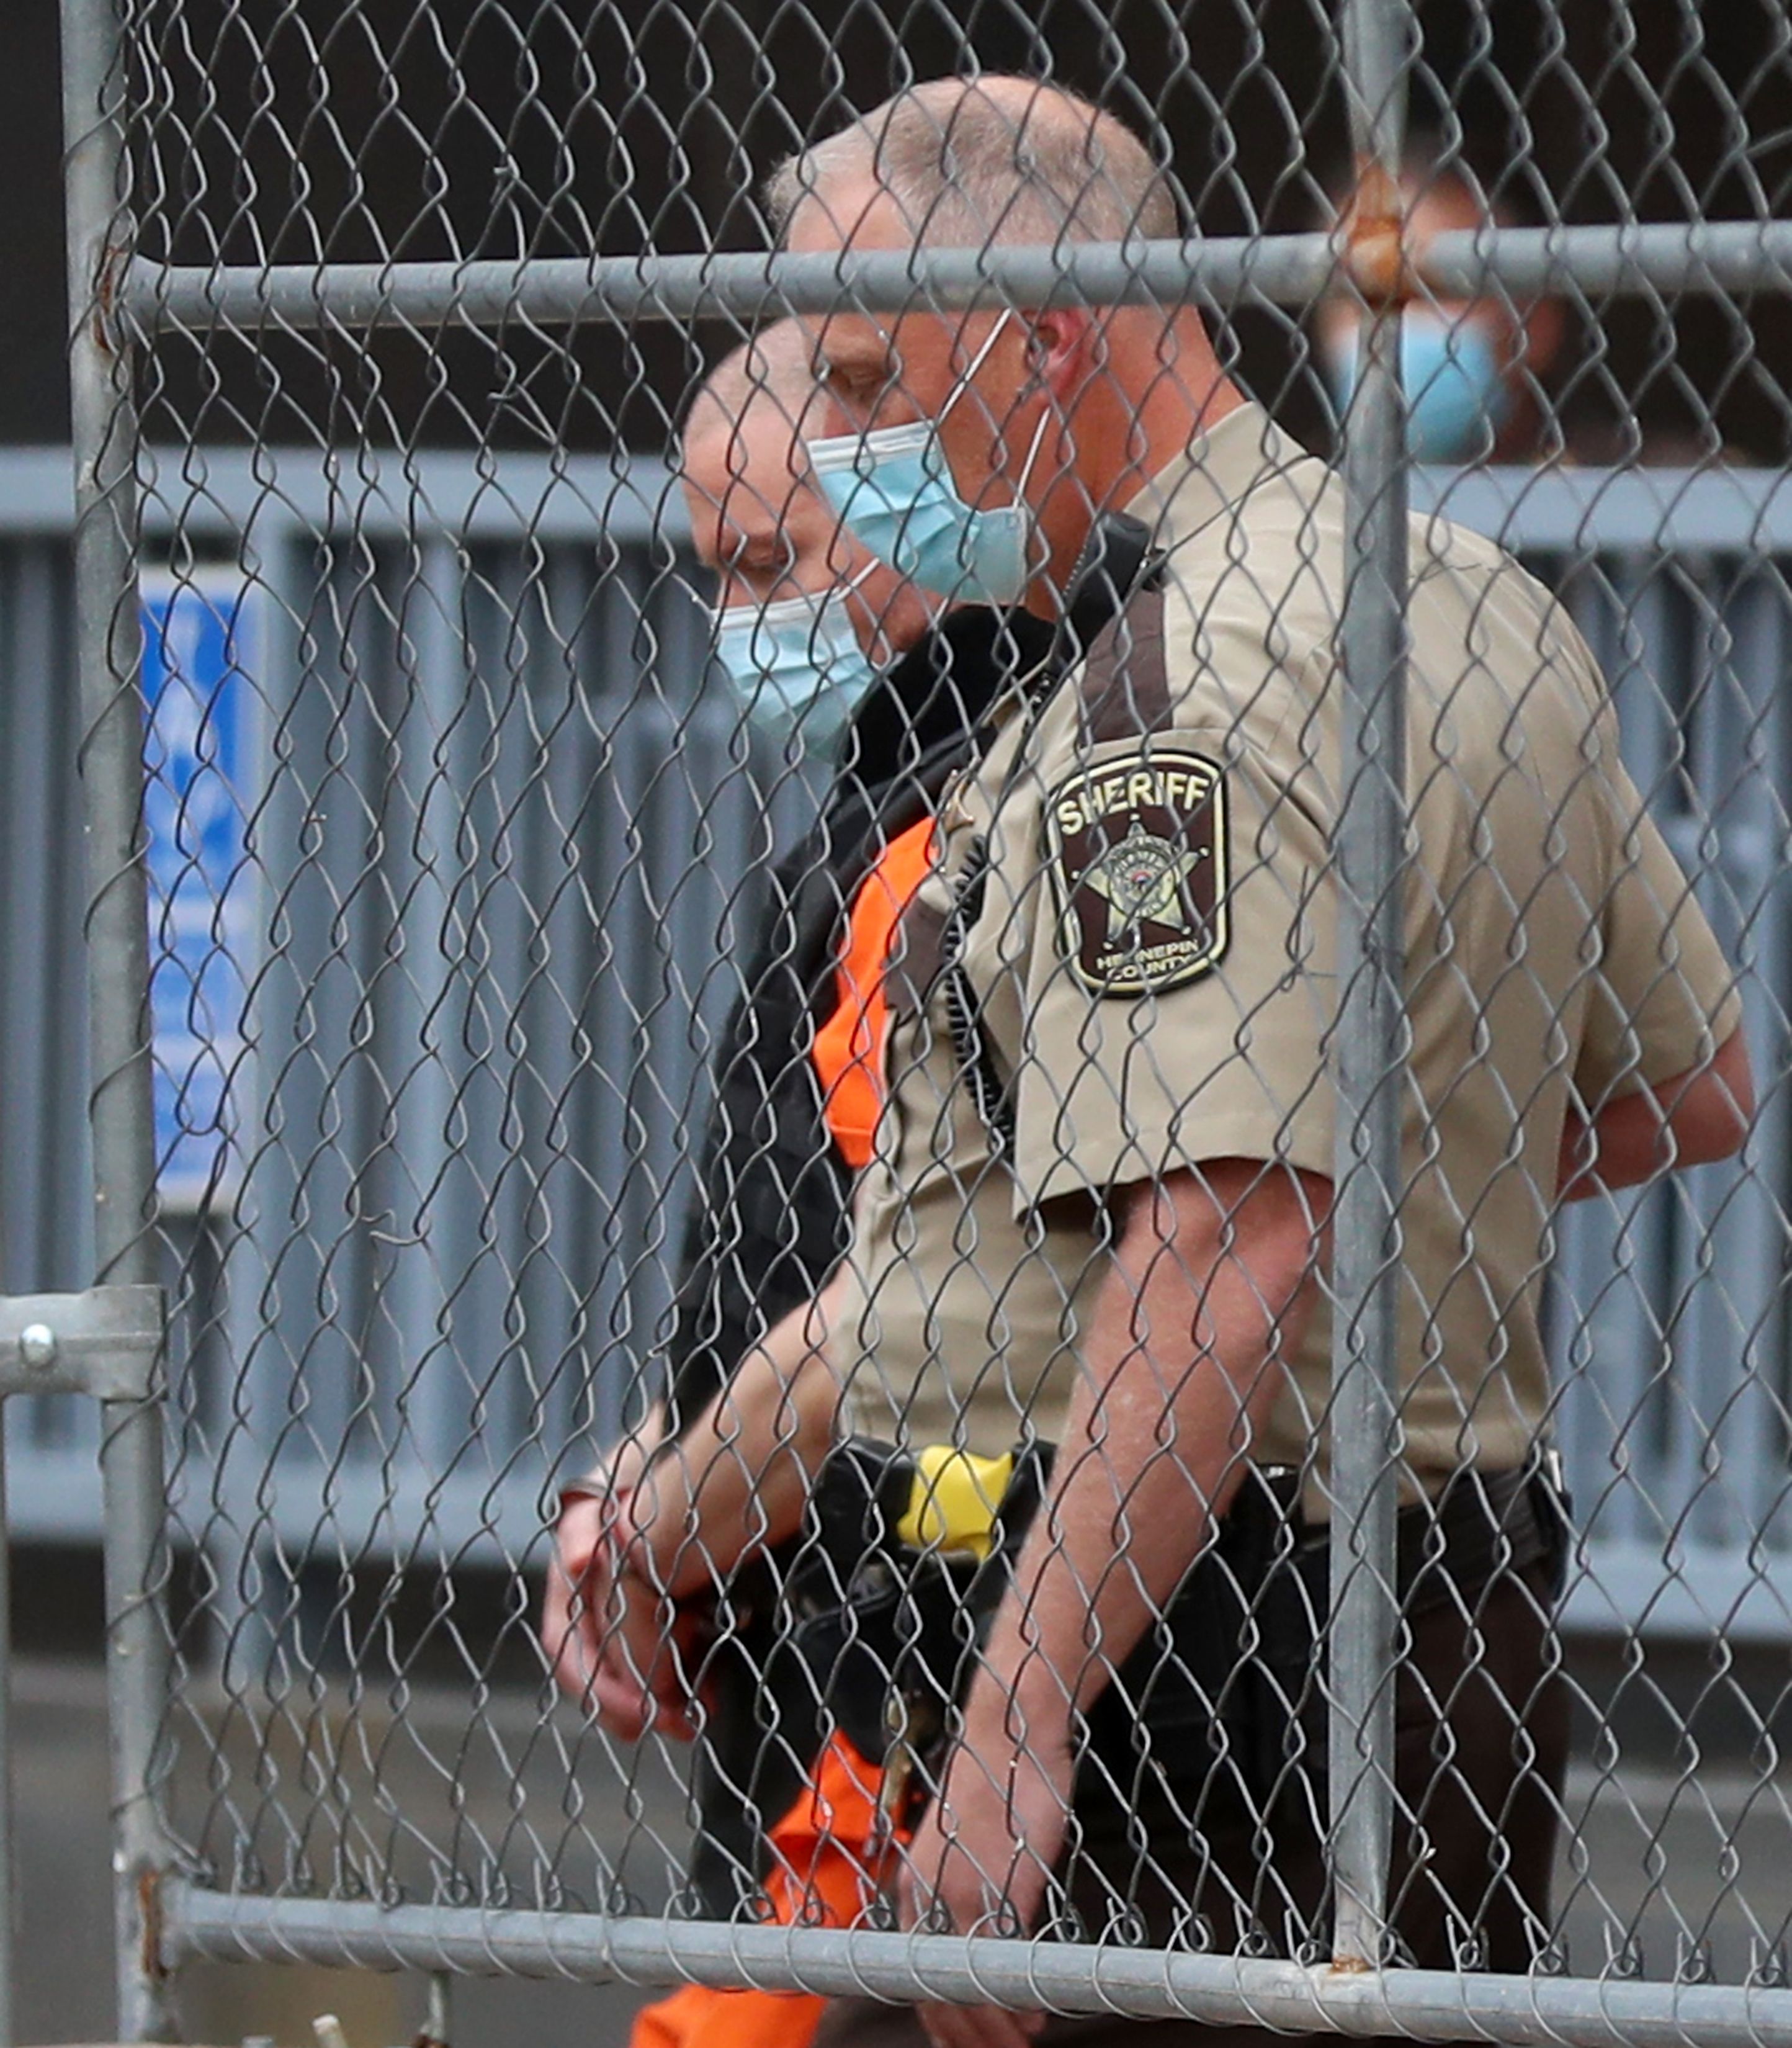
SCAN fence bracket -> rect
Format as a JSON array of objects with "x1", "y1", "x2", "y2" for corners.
[{"x1": 0, "y1": 1287, "x2": 163, "y2": 1403}]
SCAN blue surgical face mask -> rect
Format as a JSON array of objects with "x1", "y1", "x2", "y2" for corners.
[
  {"x1": 1323, "y1": 309, "x2": 1513, "y2": 464},
  {"x1": 806, "y1": 312, "x2": 1051, "y2": 604},
  {"x1": 711, "y1": 580, "x2": 880, "y2": 754}
]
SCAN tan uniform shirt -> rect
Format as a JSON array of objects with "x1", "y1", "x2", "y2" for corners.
[{"x1": 833, "y1": 403, "x2": 1740, "y2": 1496}]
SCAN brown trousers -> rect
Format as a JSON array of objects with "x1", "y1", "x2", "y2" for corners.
[{"x1": 812, "y1": 1560, "x2": 1567, "y2": 2048}]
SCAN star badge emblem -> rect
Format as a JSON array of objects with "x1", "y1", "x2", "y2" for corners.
[{"x1": 1080, "y1": 819, "x2": 1206, "y2": 938}]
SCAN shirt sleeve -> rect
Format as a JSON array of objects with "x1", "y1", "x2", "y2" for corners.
[
  {"x1": 1574, "y1": 758, "x2": 1743, "y2": 1104},
  {"x1": 1002, "y1": 728, "x2": 1340, "y2": 1212}
]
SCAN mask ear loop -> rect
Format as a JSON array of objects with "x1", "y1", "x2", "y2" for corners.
[
  {"x1": 822, "y1": 557, "x2": 897, "y2": 667},
  {"x1": 934, "y1": 308, "x2": 1016, "y2": 429},
  {"x1": 939, "y1": 306, "x2": 1054, "y2": 539},
  {"x1": 993, "y1": 321, "x2": 1057, "y2": 590},
  {"x1": 1010, "y1": 386, "x2": 1054, "y2": 506},
  {"x1": 715, "y1": 555, "x2": 879, "y2": 635}
]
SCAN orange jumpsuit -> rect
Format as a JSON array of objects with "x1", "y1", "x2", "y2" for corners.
[{"x1": 628, "y1": 819, "x2": 935, "y2": 2048}]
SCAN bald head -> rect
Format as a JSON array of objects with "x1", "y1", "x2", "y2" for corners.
[
  {"x1": 681, "y1": 324, "x2": 818, "y2": 462},
  {"x1": 764, "y1": 77, "x2": 1180, "y2": 248},
  {"x1": 679, "y1": 320, "x2": 938, "y2": 665}
]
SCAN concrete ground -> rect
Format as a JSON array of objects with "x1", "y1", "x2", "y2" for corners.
[
  {"x1": 11, "y1": 1646, "x2": 1792, "y2": 2048},
  {"x1": 11, "y1": 1659, "x2": 667, "y2": 2048}
]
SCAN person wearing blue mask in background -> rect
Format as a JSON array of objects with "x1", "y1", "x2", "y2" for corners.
[{"x1": 1316, "y1": 139, "x2": 1566, "y2": 466}]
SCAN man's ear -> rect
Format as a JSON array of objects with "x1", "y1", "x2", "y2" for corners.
[
  {"x1": 1028, "y1": 307, "x2": 1095, "y2": 397},
  {"x1": 1523, "y1": 294, "x2": 1566, "y2": 377}
]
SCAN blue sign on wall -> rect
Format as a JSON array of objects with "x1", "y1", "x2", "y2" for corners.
[{"x1": 141, "y1": 573, "x2": 263, "y2": 1212}]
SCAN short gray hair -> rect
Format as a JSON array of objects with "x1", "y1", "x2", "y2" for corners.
[{"x1": 763, "y1": 78, "x2": 1182, "y2": 248}]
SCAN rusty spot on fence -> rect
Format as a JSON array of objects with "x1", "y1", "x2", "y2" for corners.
[
  {"x1": 1340, "y1": 156, "x2": 1409, "y2": 307},
  {"x1": 91, "y1": 235, "x2": 133, "y2": 362},
  {"x1": 138, "y1": 1864, "x2": 169, "y2": 1983}
]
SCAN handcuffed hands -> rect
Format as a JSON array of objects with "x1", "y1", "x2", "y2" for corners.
[{"x1": 539, "y1": 1452, "x2": 710, "y2": 1741}]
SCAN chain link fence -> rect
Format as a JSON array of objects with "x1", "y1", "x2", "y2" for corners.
[{"x1": 40, "y1": 0, "x2": 1792, "y2": 2041}]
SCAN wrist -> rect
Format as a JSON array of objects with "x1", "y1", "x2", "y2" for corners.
[
  {"x1": 558, "y1": 1419, "x2": 673, "y2": 1523},
  {"x1": 555, "y1": 1467, "x2": 676, "y2": 1596},
  {"x1": 616, "y1": 1451, "x2": 702, "y2": 1599},
  {"x1": 609, "y1": 1519, "x2": 678, "y2": 1599},
  {"x1": 558, "y1": 1473, "x2": 624, "y2": 1521}
]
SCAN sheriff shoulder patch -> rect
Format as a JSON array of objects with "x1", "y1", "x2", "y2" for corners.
[{"x1": 1046, "y1": 747, "x2": 1229, "y2": 995}]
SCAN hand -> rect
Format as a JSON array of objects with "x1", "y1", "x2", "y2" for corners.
[
  {"x1": 540, "y1": 1486, "x2": 707, "y2": 1741},
  {"x1": 897, "y1": 1705, "x2": 1075, "y2": 2048}
]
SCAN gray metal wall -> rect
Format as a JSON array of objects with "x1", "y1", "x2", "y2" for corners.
[
  {"x1": 1433, "y1": 467, "x2": 1792, "y2": 1639},
  {"x1": 1, "y1": 447, "x2": 1786, "y2": 1640}
]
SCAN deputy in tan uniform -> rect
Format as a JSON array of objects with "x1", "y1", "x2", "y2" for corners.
[{"x1": 585, "y1": 79, "x2": 1753, "y2": 2048}]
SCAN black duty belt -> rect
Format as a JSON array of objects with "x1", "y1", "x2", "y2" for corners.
[
  {"x1": 774, "y1": 1442, "x2": 1570, "y2": 1812},
  {"x1": 689, "y1": 1443, "x2": 1571, "y2": 1913},
  {"x1": 1267, "y1": 1458, "x2": 1566, "y2": 1614}
]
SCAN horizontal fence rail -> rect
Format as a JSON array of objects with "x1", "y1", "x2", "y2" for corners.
[
  {"x1": 161, "y1": 1884, "x2": 1792, "y2": 2048},
  {"x1": 123, "y1": 222, "x2": 1792, "y2": 332}
]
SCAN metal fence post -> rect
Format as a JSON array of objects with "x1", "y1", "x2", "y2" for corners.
[
  {"x1": 60, "y1": 0, "x2": 177, "y2": 2036},
  {"x1": 0, "y1": 1444, "x2": 14, "y2": 2048},
  {"x1": 1327, "y1": 0, "x2": 1414, "y2": 1972}
]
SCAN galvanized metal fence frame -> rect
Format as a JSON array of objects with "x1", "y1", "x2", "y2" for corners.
[
  {"x1": 61, "y1": 0, "x2": 173, "y2": 2039},
  {"x1": 50, "y1": 0, "x2": 1792, "y2": 2041}
]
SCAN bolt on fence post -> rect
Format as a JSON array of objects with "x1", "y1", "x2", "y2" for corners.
[
  {"x1": 60, "y1": 0, "x2": 176, "y2": 2037},
  {"x1": 1327, "y1": 0, "x2": 1415, "y2": 1972}
]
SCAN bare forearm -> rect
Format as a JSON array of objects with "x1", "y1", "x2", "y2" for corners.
[
  {"x1": 974, "y1": 1162, "x2": 1325, "y2": 1728},
  {"x1": 624, "y1": 1285, "x2": 841, "y2": 1599},
  {"x1": 1559, "y1": 1026, "x2": 1753, "y2": 1200},
  {"x1": 986, "y1": 1310, "x2": 1280, "y2": 1725}
]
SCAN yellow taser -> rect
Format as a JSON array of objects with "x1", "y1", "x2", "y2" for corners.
[{"x1": 894, "y1": 1445, "x2": 1015, "y2": 1561}]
